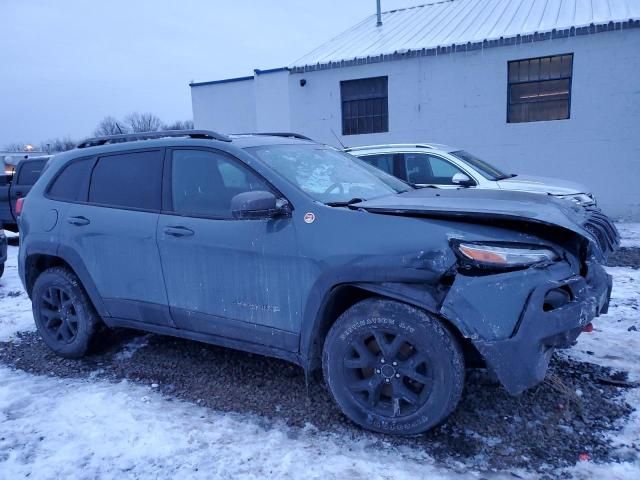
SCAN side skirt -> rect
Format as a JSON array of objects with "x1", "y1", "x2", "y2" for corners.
[{"x1": 104, "y1": 316, "x2": 303, "y2": 367}]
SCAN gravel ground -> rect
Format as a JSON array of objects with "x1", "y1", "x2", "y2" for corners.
[
  {"x1": 0, "y1": 246, "x2": 637, "y2": 477},
  {"x1": 607, "y1": 247, "x2": 640, "y2": 269},
  {"x1": 0, "y1": 330, "x2": 634, "y2": 476}
]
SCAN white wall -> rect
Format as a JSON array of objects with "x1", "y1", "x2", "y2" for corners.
[
  {"x1": 192, "y1": 29, "x2": 640, "y2": 219},
  {"x1": 191, "y1": 79, "x2": 257, "y2": 133},
  {"x1": 254, "y1": 70, "x2": 291, "y2": 131},
  {"x1": 286, "y1": 29, "x2": 640, "y2": 220}
]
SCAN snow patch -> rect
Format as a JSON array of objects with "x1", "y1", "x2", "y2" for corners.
[{"x1": 0, "y1": 246, "x2": 35, "y2": 341}]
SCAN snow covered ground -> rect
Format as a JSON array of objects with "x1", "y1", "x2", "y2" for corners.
[{"x1": 0, "y1": 226, "x2": 639, "y2": 479}]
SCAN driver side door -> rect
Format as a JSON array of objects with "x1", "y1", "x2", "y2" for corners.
[{"x1": 156, "y1": 148, "x2": 303, "y2": 351}]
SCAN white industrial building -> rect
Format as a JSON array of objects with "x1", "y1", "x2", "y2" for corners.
[{"x1": 190, "y1": 0, "x2": 640, "y2": 219}]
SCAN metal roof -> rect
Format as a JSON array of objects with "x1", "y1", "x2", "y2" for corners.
[{"x1": 290, "y1": 0, "x2": 640, "y2": 71}]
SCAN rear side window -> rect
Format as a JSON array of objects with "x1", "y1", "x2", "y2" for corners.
[
  {"x1": 89, "y1": 150, "x2": 162, "y2": 211},
  {"x1": 48, "y1": 158, "x2": 93, "y2": 201},
  {"x1": 17, "y1": 160, "x2": 46, "y2": 185},
  {"x1": 359, "y1": 154, "x2": 395, "y2": 175}
]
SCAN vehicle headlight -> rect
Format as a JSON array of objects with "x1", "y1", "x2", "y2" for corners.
[
  {"x1": 556, "y1": 193, "x2": 596, "y2": 207},
  {"x1": 454, "y1": 242, "x2": 559, "y2": 268}
]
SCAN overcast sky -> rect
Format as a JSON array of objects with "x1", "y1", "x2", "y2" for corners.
[{"x1": 0, "y1": 0, "x2": 423, "y2": 148}]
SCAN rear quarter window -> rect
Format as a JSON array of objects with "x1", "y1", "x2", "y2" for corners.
[
  {"x1": 48, "y1": 158, "x2": 94, "y2": 202},
  {"x1": 16, "y1": 160, "x2": 46, "y2": 185}
]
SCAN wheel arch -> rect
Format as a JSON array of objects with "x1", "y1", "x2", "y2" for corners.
[
  {"x1": 300, "y1": 281, "x2": 481, "y2": 372},
  {"x1": 24, "y1": 246, "x2": 108, "y2": 317}
]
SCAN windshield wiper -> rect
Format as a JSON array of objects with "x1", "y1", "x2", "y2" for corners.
[{"x1": 326, "y1": 198, "x2": 365, "y2": 207}]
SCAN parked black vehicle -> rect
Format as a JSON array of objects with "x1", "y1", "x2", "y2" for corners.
[
  {"x1": 18, "y1": 130, "x2": 619, "y2": 435},
  {"x1": 0, "y1": 228, "x2": 6, "y2": 278},
  {"x1": 0, "y1": 156, "x2": 48, "y2": 232}
]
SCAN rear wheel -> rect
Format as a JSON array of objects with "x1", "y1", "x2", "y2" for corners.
[
  {"x1": 32, "y1": 267, "x2": 100, "y2": 358},
  {"x1": 0, "y1": 262, "x2": 4, "y2": 279},
  {"x1": 323, "y1": 298, "x2": 464, "y2": 435}
]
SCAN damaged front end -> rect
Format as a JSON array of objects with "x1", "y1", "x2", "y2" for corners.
[
  {"x1": 355, "y1": 189, "x2": 620, "y2": 395},
  {"x1": 441, "y1": 259, "x2": 612, "y2": 395}
]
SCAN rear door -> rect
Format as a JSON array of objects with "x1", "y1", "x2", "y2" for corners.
[
  {"x1": 58, "y1": 149, "x2": 172, "y2": 326},
  {"x1": 156, "y1": 147, "x2": 301, "y2": 350},
  {"x1": 9, "y1": 158, "x2": 47, "y2": 219},
  {"x1": 357, "y1": 153, "x2": 403, "y2": 178}
]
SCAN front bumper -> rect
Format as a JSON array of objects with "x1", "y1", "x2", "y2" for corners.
[{"x1": 472, "y1": 262, "x2": 612, "y2": 395}]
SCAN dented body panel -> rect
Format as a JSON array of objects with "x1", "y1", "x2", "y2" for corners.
[{"x1": 18, "y1": 135, "x2": 619, "y2": 396}]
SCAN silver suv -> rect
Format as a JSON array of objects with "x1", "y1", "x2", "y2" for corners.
[{"x1": 346, "y1": 144, "x2": 596, "y2": 207}]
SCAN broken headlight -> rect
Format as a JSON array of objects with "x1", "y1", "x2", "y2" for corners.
[
  {"x1": 555, "y1": 193, "x2": 596, "y2": 207},
  {"x1": 454, "y1": 242, "x2": 559, "y2": 269}
]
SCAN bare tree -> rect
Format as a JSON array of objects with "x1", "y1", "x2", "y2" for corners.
[
  {"x1": 40, "y1": 137, "x2": 77, "y2": 153},
  {"x1": 3, "y1": 142, "x2": 30, "y2": 152},
  {"x1": 163, "y1": 120, "x2": 194, "y2": 131},
  {"x1": 94, "y1": 116, "x2": 127, "y2": 136},
  {"x1": 124, "y1": 112, "x2": 162, "y2": 133}
]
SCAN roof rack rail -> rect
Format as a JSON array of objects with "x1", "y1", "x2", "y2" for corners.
[
  {"x1": 232, "y1": 132, "x2": 313, "y2": 141},
  {"x1": 76, "y1": 129, "x2": 232, "y2": 149}
]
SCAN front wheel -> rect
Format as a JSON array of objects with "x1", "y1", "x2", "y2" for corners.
[
  {"x1": 322, "y1": 298, "x2": 465, "y2": 435},
  {"x1": 32, "y1": 267, "x2": 101, "y2": 359}
]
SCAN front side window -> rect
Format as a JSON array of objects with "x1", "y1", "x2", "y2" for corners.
[
  {"x1": 449, "y1": 150, "x2": 510, "y2": 181},
  {"x1": 507, "y1": 54, "x2": 573, "y2": 123},
  {"x1": 404, "y1": 154, "x2": 466, "y2": 185},
  {"x1": 171, "y1": 149, "x2": 271, "y2": 218},
  {"x1": 89, "y1": 150, "x2": 162, "y2": 210},
  {"x1": 341, "y1": 76, "x2": 388, "y2": 135},
  {"x1": 248, "y1": 144, "x2": 410, "y2": 204}
]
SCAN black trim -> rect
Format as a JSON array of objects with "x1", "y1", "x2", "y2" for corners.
[
  {"x1": 77, "y1": 130, "x2": 231, "y2": 149},
  {"x1": 103, "y1": 298, "x2": 175, "y2": 327},
  {"x1": 170, "y1": 306, "x2": 299, "y2": 351},
  {"x1": 105, "y1": 317, "x2": 302, "y2": 366}
]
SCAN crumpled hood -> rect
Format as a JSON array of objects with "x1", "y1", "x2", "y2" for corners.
[
  {"x1": 354, "y1": 188, "x2": 619, "y2": 259},
  {"x1": 497, "y1": 174, "x2": 590, "y2": 196}
]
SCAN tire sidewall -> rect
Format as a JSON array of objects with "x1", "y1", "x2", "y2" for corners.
[
  {"x1": 323, "y1": 299, "x2": 464, "y2": 435},
  {"x1": 32, "y1": 268, "x2": 96, "y2": 358}
]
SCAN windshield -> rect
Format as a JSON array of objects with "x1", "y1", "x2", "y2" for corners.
[
  {"x1": 450, "y1": 150, "x2": 511, "y2": 181},
  {"x1": 247, "y1": 144, "x2": 412, "y2": 204}
]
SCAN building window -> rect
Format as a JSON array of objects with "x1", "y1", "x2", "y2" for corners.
[
  {"x1": 341, "y1": 76, "x2": 388, "y2": 135},
  {"x1": 507, "y1": 54, "x2": 573, "y2": 123}
]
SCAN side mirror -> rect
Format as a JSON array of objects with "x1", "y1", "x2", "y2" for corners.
[
  {"x1": 231, "y1": 191, "x2": 287, "y2": 219},
  {"x1": 452, "y1": 172, "x2": 474, "y2": 187}
]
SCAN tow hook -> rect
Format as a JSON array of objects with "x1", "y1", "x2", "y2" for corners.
[{"x1": 582, "y1": 323, "x2": 594, "y2": 333}]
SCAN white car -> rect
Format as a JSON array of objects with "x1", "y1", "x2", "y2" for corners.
[{"x1": 346, "y1": 144, "x2": 596, "y2": 207}]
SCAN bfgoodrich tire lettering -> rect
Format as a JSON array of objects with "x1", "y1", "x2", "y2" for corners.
[
  {"x1": 323, "y1": 298, "x2": 464, "y2": 435},
  {"x1": 32, "y1": 267, "x2": 101, "y2": 359}
]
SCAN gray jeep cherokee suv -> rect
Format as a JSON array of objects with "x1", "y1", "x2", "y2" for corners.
[{"x1": 18, "y1": 130, "x2": 619, "y2": 435}]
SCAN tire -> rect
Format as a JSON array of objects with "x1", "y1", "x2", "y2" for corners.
[
  {"x1": 323, "y1": 298, "x2": 464, "y2": 435},
  {"x1": 0, "y1": 262, "x2": 4, "y2": 279},
  {"x1": 32, "y1": 267, "x2": 101, "y2": 359}
]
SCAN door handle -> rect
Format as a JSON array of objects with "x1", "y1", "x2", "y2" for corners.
[
  {"x1": 164, "y1": 226, "x2": 194, "y2": 237},
  {"x1": 67, "y1": 216, "x2": 90, "y2": 226}
]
